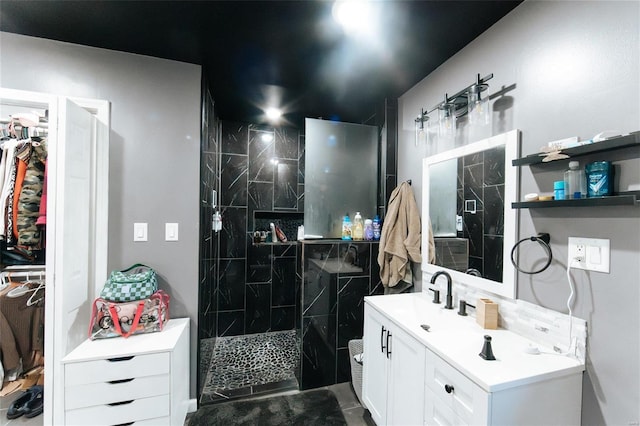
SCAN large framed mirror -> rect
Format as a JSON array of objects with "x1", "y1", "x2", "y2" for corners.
[{"x1": 422, "y1": 129, "x2": 520, "y2": 299}]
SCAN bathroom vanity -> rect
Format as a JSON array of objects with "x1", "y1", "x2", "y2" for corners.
[{"x1": 361, "y1": 293, "x2": 584, "y2": 426}]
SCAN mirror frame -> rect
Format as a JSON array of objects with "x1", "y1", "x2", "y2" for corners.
[{"x1": 422, "y1": 129, "x2": 520, "y2": 299}]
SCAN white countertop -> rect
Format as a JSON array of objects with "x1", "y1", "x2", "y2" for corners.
[
  {"x1": 62, "y1": 318, "x2": 189, "y2": 362},
  {"x1": 365, "y1": 293, "x2": 585, "y2": 392}
]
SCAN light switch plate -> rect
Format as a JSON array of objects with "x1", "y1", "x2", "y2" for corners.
[
  {"x1": 568, "y1": 237, "x2": 610, "y2": 273},
  {"x1": 165, "y1": 223, "x2": 179, "y2": 241},
  {"x1": 134, "y1": 223, "x2": 148, "y2": 242}
]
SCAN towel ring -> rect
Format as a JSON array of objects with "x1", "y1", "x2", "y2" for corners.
[{"x1": 510, "y1": 233, "x2": 553, "y2": 275}]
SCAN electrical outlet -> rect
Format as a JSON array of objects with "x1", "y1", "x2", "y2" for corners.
[
  {"x1": 568, "y1": 237, "x2": 610, "y2": 273},
  {"x1": 574, "y1": 243, "x2": 585, "y2": 262}
]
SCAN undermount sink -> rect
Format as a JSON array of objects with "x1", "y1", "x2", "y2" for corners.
[{"x1": 309, "y1": 258, "x2": 363, "y2": 274}]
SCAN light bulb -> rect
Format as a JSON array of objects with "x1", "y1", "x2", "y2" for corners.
[
  {"x1": 468, "y1": 85, "x2": 491, "y2": 127},
  {"x1": 438, "y1": 103, "x2": 456, "y2": 140}
]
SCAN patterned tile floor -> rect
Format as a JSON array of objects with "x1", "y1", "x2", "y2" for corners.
[{"x1": 199, "y1": 330, "x2": 300, "y2": 404}]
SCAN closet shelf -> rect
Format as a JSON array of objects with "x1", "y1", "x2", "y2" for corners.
[
  {"x1": 512, "y1": 132, "x2": 640, "y2": 166},
  {"x1": 512, "y1": 191, "x2": 640, "y2": 208}
]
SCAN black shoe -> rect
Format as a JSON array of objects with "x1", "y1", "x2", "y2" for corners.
[
  {"x1": 6, "y1": 387, "x2": 36, "y2": 420},
  {"x1": 24, "y1": 385, "x2": 44, "y2": 418}
]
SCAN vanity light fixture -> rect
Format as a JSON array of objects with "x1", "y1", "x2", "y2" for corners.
[
  {"x1": 414, "y1": 108, "x2": 429, "y2": 147},
  {"x1": 415, "y1": 73, "x2": 494, "y2": 141}
]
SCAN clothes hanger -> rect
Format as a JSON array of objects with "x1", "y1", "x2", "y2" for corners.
[{"x1": 26, "y1": 281, "x2": 45, "y2": 306}]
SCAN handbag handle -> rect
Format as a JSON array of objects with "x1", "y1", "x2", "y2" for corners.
[
  {"x1": 109, "y1": 301, "x2": 145, "y2": 338},
  {"x1": 119, "y1": 263, "x2": 152, "y2": 273}
]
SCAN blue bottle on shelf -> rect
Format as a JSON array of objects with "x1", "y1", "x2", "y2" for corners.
[
  {"x1": 342, "y1": 215, "x2": 352, "y2": 240},
  {"x1": 372, "y1": 215, "x2": 381, "y2": 240}
]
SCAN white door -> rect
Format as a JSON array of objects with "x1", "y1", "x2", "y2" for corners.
[
  {"x1": 362, "y1": 304, "x2": 390, "y2": 425},
  {"x1": 387, "y1": 325, "x2": 426, "y2": 426},
  {"x1": 47, "y1": 98, "x2": 95, "y2": 425}
]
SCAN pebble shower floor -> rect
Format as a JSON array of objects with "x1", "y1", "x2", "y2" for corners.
[{"x1": 199, "y1": 330, "x2": 300, "y2": 404}]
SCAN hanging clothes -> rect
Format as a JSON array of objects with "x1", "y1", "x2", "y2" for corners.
[
  {"x1": 377, "y1": 181, "x2": 422, "y2": 294},
  {"x1": 0, "y1": 285, "x2": 44, "y2": 373},
  {"x1": 17, "y1": 140, "x2": 47, "y2": 249},
  {"x1": 0, "y1": 139, "x2": 19, "y2": 239},
  {"x1": 10, "y1": 143, "x2": 32, "y2": 243},
  {"x1": 0, "y1": 309, "x2": 21, "y2": 377},
  {"x1": 35, "y1": 160, "x2": 48, "y2": 227}
]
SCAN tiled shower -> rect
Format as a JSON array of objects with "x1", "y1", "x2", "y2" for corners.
[{"x1": 197, "y1": 86, "x2": 398, "y2": 403}]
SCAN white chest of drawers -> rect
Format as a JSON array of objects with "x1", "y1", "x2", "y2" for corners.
[{"x1": 61, "y1": 318, "x2": 190, "y2": 426}]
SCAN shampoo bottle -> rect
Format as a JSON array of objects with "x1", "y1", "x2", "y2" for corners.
[
  {"x1": 364, "y1": 219, "x2": 373, "y2": 241},
  {"x1": 341, "y1": 215, "x2": 352, "y2": 240},
  {"x1": 372, "y1": 215, "x2": 381, "y2": 240},
  {"x1": 353, "y1": 212, "x2": 364, "y2": 240}
]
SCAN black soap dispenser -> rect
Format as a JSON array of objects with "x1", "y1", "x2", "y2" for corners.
[{"x1": 479, "y1": 335, "x2": 496, "y2": 361}]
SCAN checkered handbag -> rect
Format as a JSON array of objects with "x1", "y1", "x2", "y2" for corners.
[{"x1": 100, "y1": 263, "x2": 158, "y2": 302}]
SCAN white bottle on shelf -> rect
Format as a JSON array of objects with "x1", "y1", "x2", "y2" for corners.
[
  {"x1": 353, "y1": 212, "x2": 364, "y2": 240},
  {"x1": 564, "y1": 161, "x2": 586, "y2": 199}
]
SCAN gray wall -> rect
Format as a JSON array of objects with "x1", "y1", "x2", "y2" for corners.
[
  {"x1": 398, "y1": 1, "x2": 639, "y2": 424},
  {"x1": 0, "y1": 32, "x2": 201, "y2": 398}
]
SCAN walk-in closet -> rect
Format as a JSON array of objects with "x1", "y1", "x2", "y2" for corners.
[{"x1": 0, "y1": 88, "x2": 109, "y2": 425}]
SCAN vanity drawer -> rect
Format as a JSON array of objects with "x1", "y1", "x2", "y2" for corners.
[
  {"x1": 65, "y1": 374, "x2": 170, "y2": 410},
  {"x1": 425, "y1": 350, "x2": 489, "y2": 424},
  {"x1": 125, "y1": 416, "x2": 170, "y2": 425},
  {"x1": 65, "y1": 394, "x2": 170, "y2": 426},
  {"x1": 65, "y1": 352, "x2": 170, "y2": 386},
  {"x1": 424, "y1": 388, "x2": 467, "y2": 426}
]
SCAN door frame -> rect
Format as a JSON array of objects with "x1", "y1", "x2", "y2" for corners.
[{"x1": 0, "y1": 88, "x2": 110, "y2": 425}]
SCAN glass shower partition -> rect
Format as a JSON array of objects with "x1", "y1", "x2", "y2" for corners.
[{"x1": 304, "y1": 118, "x2": 378, "y2": 238}]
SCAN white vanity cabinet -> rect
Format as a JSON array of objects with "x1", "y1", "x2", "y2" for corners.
[
  {"x1": 362, "y1": 294, "x2": 584, "y2": 426},
  {"x1": 362, "y1": 304, "x2": 426, "y2": 426}
]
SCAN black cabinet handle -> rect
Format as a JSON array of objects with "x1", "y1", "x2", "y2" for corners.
[
  {"x1": 386, "y1": 331, "x2": 392, "y2": 359},
  {"x1": 445, "y1": 384, "x2": 454, "y2": 394},
  {"x1": 107, "y1": 356, "x2": 134, "y2": 362},
  {"x1": 380, "y1": 326, "x2": 386, "y2": 353},
  {"x1": 107, "y1": 378, "x2": 134, "y2": 384},
  {"x1": 108, "y1": 400, "x2": 134, "y2": 406}
]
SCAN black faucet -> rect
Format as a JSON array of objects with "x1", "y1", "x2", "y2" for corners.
[{"x1": 430, "y1": 270, "x2": 453, "y2": 309}]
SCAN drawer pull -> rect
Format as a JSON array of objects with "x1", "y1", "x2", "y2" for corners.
[
  {"x1": 113, "y1": 423, "x2": 135, "y2": 426},
  {"x1": 380, "y1": 326, "x2": 386, "y2": 353},
  {"x1": 107, "y1": 356, "x2": 135, "y2": 362},
  {"x1": 107, "y1": 378, "x2": 135, "y2": 384},
  {"x1": 444, "y1": 384, "x2": 454, "y2": 394},
  {"x1": 108, "y1": 400, "x2": 134, "y2": 406}
]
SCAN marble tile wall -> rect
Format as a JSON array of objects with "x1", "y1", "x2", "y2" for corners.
[
  {"x1": 300, "y1": 241, "x2": 383, "y2": 390},
  {"x1": 456, "y1": 145, "x2": 505, "y2": 282},
  {"x1": 199, "y1": 84, "x2": 221, "y2": 341},
  {"x1": 215, "y1": 122, "x2": 304, "y2": 337},
  {"x1": 198, "y1": 100, "x2": 397, "y2": 393}
]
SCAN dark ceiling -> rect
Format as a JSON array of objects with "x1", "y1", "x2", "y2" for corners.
[{"x1": 0, "y1": 1, "x2": 522, "y2": 128}]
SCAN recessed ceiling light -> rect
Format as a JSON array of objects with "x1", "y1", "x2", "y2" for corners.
[{"x1": 265, "y1": 107, "x2": 282, "y2": 122}]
